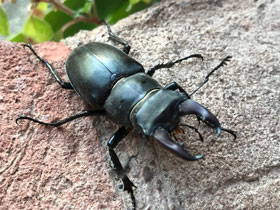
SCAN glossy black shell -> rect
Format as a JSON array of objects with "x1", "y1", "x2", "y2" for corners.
[
  {"x1": 104, "y1": 73, "x2": 162, "y2": 126},
  {"x1": 65, "y1": 42, "x2": 144, "y2": 107}
]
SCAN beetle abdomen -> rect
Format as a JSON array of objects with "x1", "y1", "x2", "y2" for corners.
[
  {"x1": 66, "y1": 42, "x2": 144, "y2": 106},
  {"x1": 104, "y1": 73, "x2": 162, "y2": 126}
]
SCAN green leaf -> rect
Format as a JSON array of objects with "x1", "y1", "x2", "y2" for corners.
[
  {"x1": 74, "y1": 0, "x2": 93, "y2": 17},
  {"x1": 0, "y1": 6, "x2": 9, "y2": 36},
  {"x1": 109, "y1": 1, "x2": 151, "y2": 24},
  {"x1": 129, "y1": 0, "x2": 152, "y2": 5},
  {"x1": 37, "y1": 2, "x2": 49, "y2": 12},
  {"x1": 81, "y1": 1, "x2": 93, "y2": 14},
  {"x1": 64, "y1": 0, "x2": 90, "y2": 10},
  {"x1": 44, "y1": 0, "x2": 91, "y2": 37},
  {"x1": 23, "y1": 16, "x2": 53, "y2": 43},
  {"x1": 9, "y1": 32, "x2": 26, "y2": 43},
  {"x1": 63, "y1": 21, "x2": 96, "y2": 38},
  {"x1": 129, "y1": 0, "x2": 140, "y2": 4},
  {"x1": 95, "y1": 0, "x2": 127, "y2": 20},
  {"x1": 45, "y1": 10, "x2": 72, "y2": 33}
]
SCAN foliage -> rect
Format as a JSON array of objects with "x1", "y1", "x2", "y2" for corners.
[
  {"x1": 0, "y1": 6, "x2": 9, "y2": 36},
  {"x1": 0, "y1": 0, "x2": 159, "y2": 43}
]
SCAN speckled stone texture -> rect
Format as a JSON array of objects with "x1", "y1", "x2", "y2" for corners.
[{"x1": 1, "y1": 0, "x2": 279, "y2": 209}]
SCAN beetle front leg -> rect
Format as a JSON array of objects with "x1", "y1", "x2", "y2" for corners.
[
  {"x1": 164, "y1": 82, "x2": 190, "y2": 98},
  {"x1": 23, "y1": 44, "x2": 73, "y2": 89},
  {"x1": 105, "y1": 21, "x2": 131, "y2": 54},
  {"x1": 147, "y1": 54, "x2": 203, "y2": 76},
  {"x1": 107, "y1": 126, "x2": 136, "y2": 210},
  {"x1": 190, "y1": 56, "x2": 232, "y2": 96}
]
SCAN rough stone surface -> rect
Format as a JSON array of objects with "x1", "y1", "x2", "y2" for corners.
[
  {"x1": 1, "y1": 0, "x2": 280, "y2": 209},
  {"x1": 0, "y1": 42, "x2": 123, "y2": 209}
]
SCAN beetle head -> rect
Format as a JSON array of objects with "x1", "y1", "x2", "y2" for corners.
[{"x1": 131, "y1": 89, "x2": 221, "y2": 161}]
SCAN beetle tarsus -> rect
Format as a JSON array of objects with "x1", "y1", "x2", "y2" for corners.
[{"x1": 16, "y1": 110, "x2": 105, "y2": 127}]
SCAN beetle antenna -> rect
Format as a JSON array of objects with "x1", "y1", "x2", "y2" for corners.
[
  {"x1": 221, "y1": 127, "x2": 237, "y2": 140},
  {"x1": 190, "y1": 56, "x2": 232, "y2": 96},
  {"x1": 200, "y1": 119, "x2": 237, "y2": 140},
  {"x1": 179, "y1": 124, "x2": 204, "y2": 142}
]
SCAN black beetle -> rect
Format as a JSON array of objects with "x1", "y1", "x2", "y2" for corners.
[{"x1": 17, "y1": 22, "x2": 235, "y2": 209}]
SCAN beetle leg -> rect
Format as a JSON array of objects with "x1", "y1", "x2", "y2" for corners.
[
  {"x1": 23, "y1": 44, "x2": 73, "y2": 89},
  {"x1": 190, "y1": 56, "x2": 232, "y2": 96},
  {"x1": 16, "y1": 110, "x2": 106, "y2": 126},
  {"x1": 147, "y1": 54, "x2": 203, "y2": 76},
  {"x1": 105, "y1": 21, "x2": 131, "y2": 54},
  {"x1": 164, "y1": 82, "x2": 190, "y2": 98},
  {"x1": 107, "y1": 126, "x2": 136, "y2": 210}
]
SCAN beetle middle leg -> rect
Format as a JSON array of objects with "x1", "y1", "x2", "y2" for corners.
[
  {"x1": 105, "y1": 21, "x2": 131, "y2": 54},
  {"x1": 107, "y1": 126, "x2": 137, "y2": 210},
  {"x1": 23, "y1": 44, "x2": 73, "y2": 89},
  {"x1": 147, "y1": 54, "x2": 203, "y2": 76},
  {"x1": 16, "y1": 110, "x2": 106, "y2": 126}
]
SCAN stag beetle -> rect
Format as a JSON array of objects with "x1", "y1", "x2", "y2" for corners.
[{"x1": 17, "y1": 22, "x2": 236, "y2": 209}]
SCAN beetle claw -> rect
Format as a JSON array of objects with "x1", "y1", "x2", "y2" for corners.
[
  {"x1": 153, "y1": 127, "x2": 204, "y2": 161},
  {"x1": 179, "y1": 99, "x2": 221, "y2": 136}
]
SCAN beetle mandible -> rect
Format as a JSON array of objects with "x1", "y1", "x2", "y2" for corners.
[{"x1": 17, "y1": 22, "x2": 236, "y2": 209}]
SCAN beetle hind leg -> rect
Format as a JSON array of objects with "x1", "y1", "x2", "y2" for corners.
[
  {"x1": 16, "y1": 110, "x2": 106, "y2": 126},
  {"x1": 107, "y1": 126, "x2": 137, "y2": 210},
  {"x1": 23, "y1": 44, "x2": 73, "y2": 89},
  {"x1": 105, "y1": 21, "x2": 131, "y2": 54}
]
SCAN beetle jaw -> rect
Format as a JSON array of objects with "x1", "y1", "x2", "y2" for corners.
[
  {"x1": 178, "y1": 99, "x2": 221, "y2": 135},
  {"x1": 152, "y1": 99, "x2": 222, "y2": 161},
  {"x1": 153, "y1": 127, "x2": 204, "y2": 161}
]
